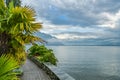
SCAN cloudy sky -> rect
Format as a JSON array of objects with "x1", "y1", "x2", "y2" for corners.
[{"x1": 22, "y1": 0, "x2": 120, "y2": 45}]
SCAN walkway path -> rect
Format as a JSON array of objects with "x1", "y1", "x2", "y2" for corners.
[{"x1": 21, "y1": 58, "x2": 51, "y2": 80}]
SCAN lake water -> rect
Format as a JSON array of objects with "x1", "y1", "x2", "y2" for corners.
[{"x1": 48, "y1": 46, "x2": 120, "y2": 80}]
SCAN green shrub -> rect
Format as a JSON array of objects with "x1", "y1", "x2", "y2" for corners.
[{"x1": 28, "y1": 44, "x2": 58, "y2": 65}]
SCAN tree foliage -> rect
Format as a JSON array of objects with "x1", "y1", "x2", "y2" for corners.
[
  {"x1": 28, "y1": 44, "x2": 58, "y2": 65},
  {"x1": 6, "y1": 0, "x2": 21, "y2": 7}
]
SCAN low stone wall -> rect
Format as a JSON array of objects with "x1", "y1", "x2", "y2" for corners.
[{"x1": 28, "y1": 56, "x2": 60, "y2": 80}]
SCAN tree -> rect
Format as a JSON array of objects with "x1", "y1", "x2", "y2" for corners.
[
  {"x1": 0, "y1": 0, "x2": 44, "y2": 64},
  {"x1": 28, "y1": 44, "x2": 58, "y2": 65}
]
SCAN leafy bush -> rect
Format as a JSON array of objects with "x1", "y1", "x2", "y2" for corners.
[{"x1": 28, "y1": 44, "x2": 58, "y2": 65}]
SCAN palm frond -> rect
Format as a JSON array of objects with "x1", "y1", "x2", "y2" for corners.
[
  {"x1": 8, "y1": 6, "x2": 42, "y2": 34},
  {"x1": 0, "y1": 0, "x2": 6, "y2": 16},
  {"x1": 0, "y1": 54, "x2": 19, "y2": 80}
]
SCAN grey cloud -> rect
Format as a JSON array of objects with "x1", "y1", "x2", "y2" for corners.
[
  {"x1": 22, "y1": 0, "x2": 120, "y2": 45},
  {"x1": 22, "y1": 0, "x2": 120, "y2": 27}
]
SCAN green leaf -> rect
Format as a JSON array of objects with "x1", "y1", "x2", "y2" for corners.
[
  {"x1": 8, "y1": 0, "x2": 14, "y2": 11},
  {"x1": 0, "y1": 54, "x2": 19, "y2": 80}
]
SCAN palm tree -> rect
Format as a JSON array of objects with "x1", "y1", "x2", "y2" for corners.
[{"x1": 0, "y1": 0, "x2": 44, "y2": 64}]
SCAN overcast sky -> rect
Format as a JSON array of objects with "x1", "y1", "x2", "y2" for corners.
[{"x1": 22, "y1": 0, "x2": 120, "y2": 45}]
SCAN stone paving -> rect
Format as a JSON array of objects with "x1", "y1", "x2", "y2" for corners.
[{"x1": 21, "y1": 59, "x2": 51, "y2": 80}]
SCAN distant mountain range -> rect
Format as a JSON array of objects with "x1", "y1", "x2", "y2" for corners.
[
  {"x1": 34, "y1": 32, "x2": 64, "y2": 46},
  {"x1": 62, "y1": 38, "x2": 120, "y2": 46},
  {"x1": 34, "y1": 32, "x2": 120, "y2": 46}
]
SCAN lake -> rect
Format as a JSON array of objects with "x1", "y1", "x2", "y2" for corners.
[{"x1": 48, "y1": 46, "x2": 120, "y2": 80}]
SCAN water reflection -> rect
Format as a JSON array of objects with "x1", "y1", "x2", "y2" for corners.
[{"x1": 49, "y1": 46, "x2": 120, "y2": 80}]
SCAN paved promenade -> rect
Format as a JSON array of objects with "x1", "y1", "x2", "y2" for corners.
[{"x1": 21, "y1": 59, "x2": 51, "y2": 80}]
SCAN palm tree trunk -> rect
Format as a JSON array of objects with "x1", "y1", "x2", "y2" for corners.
[{"x1": 0, "y1": 31, "x2": 11, "y2": 56}]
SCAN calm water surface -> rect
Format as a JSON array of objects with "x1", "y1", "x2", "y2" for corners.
[{"x1": 48, "y1": 46, "x2": 120, "y2": 80}]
